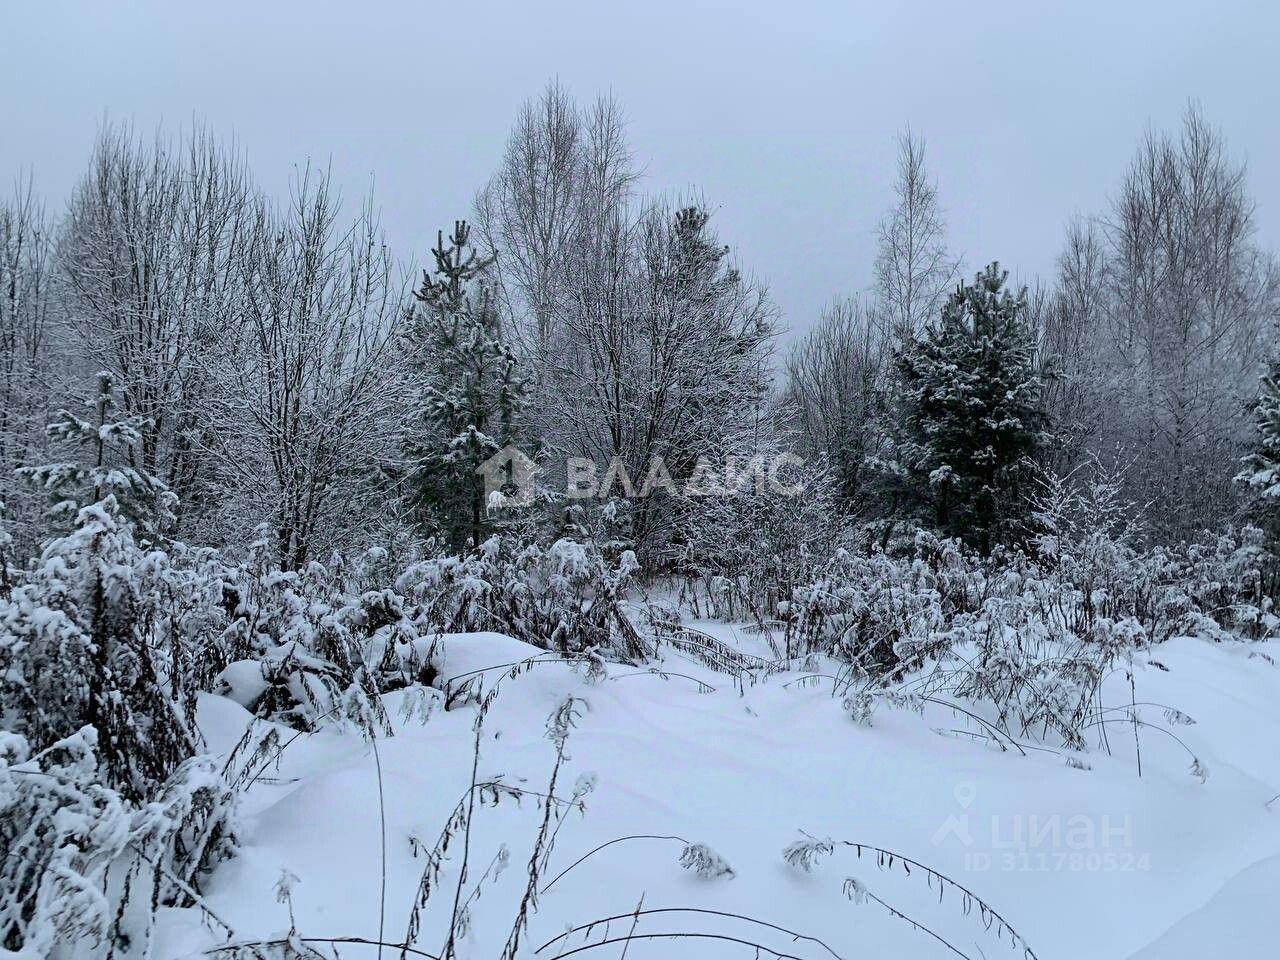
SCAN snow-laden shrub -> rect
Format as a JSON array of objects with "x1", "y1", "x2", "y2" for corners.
[
  {"x1": 1175, "y1": 526, "x2": 1277, "y2": 640},
  {"x1": 925, "y1": 597, "x2": 1132, "y2": 750},
  {"x1": 786, "y1": 534, "x2": 1127, "y2": 749},
  {"x1": 0, "y1": 727, "x2": 238, "y2": 958},
  {"x1": 781, "y1": 509, "x2": 1276, "y2": 750},
  {"x1": 0, "y1": 728, "x2": 127, "y2": 956},
  {"x1": 670, "y1": 458, "x2": 846, "y2": 623},
  {"x1": 213, "y1": 536, "x2": 395, "y2": 734},
  {"x1": 786, "y1": 531, "x2": 979, "y2": 669},
  {"x1": 0, "y1": 497, "x2": 206, "y2": 800},
  {"x1": 396, "y1": 534, "x2": 647, "y2": 659},
  {"x1": 0, "y1": 501, "x2": 17, "y2": 597},
  {"x1": 1032, "y1": 463, "x2": 1278, "y2": 641}
]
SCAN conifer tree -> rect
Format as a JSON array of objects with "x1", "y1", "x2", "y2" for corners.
[
  {"x1": 891, "y1": 263, "x2": 1048, "y2": 553},
  {"x1": 401, "y1": 221, "x2": 530, "y2": 549},
  {"x1": 18, "y1": 372, "x2": 173, "y2": 540},
  {"x1": 1236, "y1": 362, "x2": 1280, "y2": 537}
]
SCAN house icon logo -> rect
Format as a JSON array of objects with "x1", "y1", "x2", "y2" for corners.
[{"x1": 476, "y1": 444, "x2": 538, "y2": 510}]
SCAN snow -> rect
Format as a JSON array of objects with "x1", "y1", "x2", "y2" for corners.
[
  {"x1": 215, "y1": 660, "x2": 271, "y2": 710},
  {"x1": 1127, "y1": 854, "x2": 1280, "y2": 958},
  {"x1": 428, "y1": 630, "x2": 549, "y2": 687},
  {"x1": 161, "y1": 628, "x2": 1280, "y2": 959}
]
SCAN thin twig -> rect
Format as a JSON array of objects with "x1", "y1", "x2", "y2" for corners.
[
  {"x1": 541, "y1": 835, "x2": 690, "y2": 894},
  {"x1": 537, "y1": 907, "x2": 844, "y2": 960}
]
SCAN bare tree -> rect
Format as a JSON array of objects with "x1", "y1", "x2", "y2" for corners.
[
  {"x1": 1039, "y1": 217, "x2": 1111, "y2": 473},
  {"x1": 208, "y1": 169, "x2": 405, "y2": 566},
  {"x1": 539, "y1": 200, "x2": 775, "y2": 560},
  {"x1": 1101, "y1": 104, "x2": 1280, "y2": 536},
  {"x1": 782, "y1": 297, "x2": 888, "y2": 506},
  {"x1": 58, "y1": 124, "x2": 254, "y2": 535},
  {"x1": 514, "y1": 89, "x2": 640, "y2": 469},
  {"x1": 0, "y1": 176, "x2": 57, "y2": 541},
  {"x1": 873, "y1": 129, "x2": 957, "y2": 339},
  {"x1": 476, "y1": 84, "x2": 777, "y2": 560},
  {"x1": 475, "y1": 80, "x2": 589, "y2": 354}
]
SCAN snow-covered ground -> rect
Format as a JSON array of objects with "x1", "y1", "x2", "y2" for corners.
[{"x1": 162, "y1": 627, "x2": 1280, "y2": 959}]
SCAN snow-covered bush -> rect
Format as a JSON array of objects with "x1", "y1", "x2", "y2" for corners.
[
  {"x1": 0, "y1": 728, "x2": 129, "y2": 957},
  {"x1": 0, "y1": 501, "x2": 17, "y2": 597},
  {"x1": 0, "y1": 498, "x2": 205, "y2": 799},
  {"x1": 1175, "y1": 526, "x2": 1277, "y2": 640},
  {"x1": 1031, "y1": 462, "x2": 1278, "y2": 642},
  {"x1": 785, "y1": 531, "x2": 1123, "y2": 750},
  {"x1": 1030, "y1": 461, "x2": 1158, "y2": 629},
  {"x1": 396, "y1": 534, "x2": 647, "y2": 659},
  {"x1": 780, "y1": 511, "x2": 1275, "y2": 750},
  {"x1": 786, "y1": 531, "x2": 980, "y2": 669},
  {"x1": 0, "y1": 727, "x2": 238, "y2": 958},
  {"x1": 670, "y1": 457, "x2": 846, "y2": 623},
  {"x1": 213, "y1": 535, "x2": 395, "y2": 734},
  {"x1": 925, "y1": 596, "x2": 1131, "y2": 750}
]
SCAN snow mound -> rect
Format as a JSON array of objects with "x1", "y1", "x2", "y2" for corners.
[
  {"x1": 1127, "y1": 854, "x2": 1280, "y2": 958},
  {"x1": 214, "y1": 659, "x2": 270, "y2": 710},
  {"x1": 429, "y1": 630, "x2": 551, "y2": 686}
]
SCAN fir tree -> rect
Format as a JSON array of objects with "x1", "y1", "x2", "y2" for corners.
[
  {"x1": 18, "y1": 372, "x2": 173, "y2": 540},
  {"x1": 1235, "y1": 361, "x2": 1280, "y2": 537},
  {"x1": 891, "y1": 263, "x2": 1048, "y2": 553},
  {"x1": 401, "y1": 221, "x2": 530, "y2": 549}
]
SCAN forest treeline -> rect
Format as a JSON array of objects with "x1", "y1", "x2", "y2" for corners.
[{"x1": 2, "y1": 85, "x2": 1279, "y2": 571}]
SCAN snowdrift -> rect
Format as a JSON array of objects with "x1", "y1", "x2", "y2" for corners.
[{"x1": 150, "y1": 628, "x2": 1280, "y2": 959}]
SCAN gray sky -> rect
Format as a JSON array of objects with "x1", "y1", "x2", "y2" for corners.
[{"x1": 3, "y1": 0, "x2": 1277, "y2": 342}]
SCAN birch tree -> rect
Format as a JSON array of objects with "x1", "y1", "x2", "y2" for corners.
[
  {"x1": 1101, "y1": 105, "x2": 1279, "y2": 537},
  {"x1": 474, "y1": 80, "x2": 594, "y2": 354},
  {"x1": 543, "y1": 202, "x2": 775, "y2": 560},
  {"x1": 873, "y1": 129, "x2": 957, "y2": 340},
  {"x1": 477, "y1": 86, "x2": 777, "y2": 560},
  {"x1": 1039, "y1": 218, "x2": 1111, "y2": 474},
  {"x1": 782, "y1": 297, "x2": 888, "y2": 507}
]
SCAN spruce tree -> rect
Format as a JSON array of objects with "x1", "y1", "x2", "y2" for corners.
[
  {"x1": 892, "y1": 263, "x2": 1048, "y2": 553},
  {"x1": 1236, "y1": 361, "x2": 1280, "y2": 537},
  {"x1": 18, "y1": 372, "x2": 173, "y2": 540},
  {"x1": 401, "y1": 221, "x2": 530, "y2": 549}
]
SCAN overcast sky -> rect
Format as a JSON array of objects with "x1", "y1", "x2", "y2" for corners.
[{"x1": 3, "y1": 1, "x2": 1277, "y2": 342}]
